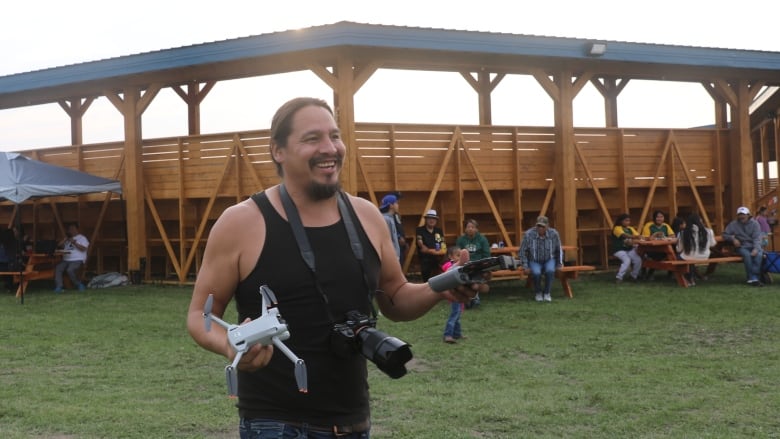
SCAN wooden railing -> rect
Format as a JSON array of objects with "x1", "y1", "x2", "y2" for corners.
[{"x1": 1, "y1": 124, "x2": 739, "y2": 279}]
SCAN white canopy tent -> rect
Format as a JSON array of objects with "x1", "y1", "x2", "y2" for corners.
[
  {"x1": 0, "y1": 152, "x2": 122, "y2": 302},
  {"x1": 0, "y1": 152, "x2": 121, "y2": 203}
]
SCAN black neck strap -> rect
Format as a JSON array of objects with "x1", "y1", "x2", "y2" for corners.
[{"x1": 278, "y1": 185, "x2": 376, "y2": 318}]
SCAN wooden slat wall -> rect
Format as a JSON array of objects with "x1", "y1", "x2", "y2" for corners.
[{"x1": 1, "y1": 124, "x2": 737, "y2": 280}]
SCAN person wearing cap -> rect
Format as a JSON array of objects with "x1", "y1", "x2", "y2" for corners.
[
  {"x1": 379, "y1": 194, "x2": 401, "y2": 261},
  {"x1": 723, "y1": 206, "x2": 764, "y2": 286},
  {"x1": 416, "y1": 209, "x2": 447, "y2": 281},
  {"x1": 519, "y1": 215, "x2": 562, "y2": 302}
]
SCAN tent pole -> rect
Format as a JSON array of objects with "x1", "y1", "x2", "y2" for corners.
[{"x1": 15, "y1": 206, "x2": 24, "y2": 304}]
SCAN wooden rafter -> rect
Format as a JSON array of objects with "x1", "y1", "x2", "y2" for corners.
[
  {"x1": 460, "y1": 141, "x2": 511, "y2": 245},
  {"x1": 671, "y1": 142, "x2": 711, "y2": 228},
  {"x1": 638, "y1": 131, "x2": 675, "y2": 225},
  {"x1": 572, "y1": 142, "x2": 612, "y2": 225},
  {"x1": 145, "y1": 185, "x2": 183, "y2": 279},
  {"x1": 540, "y1": 180, "x2": 555, "y2": 217},
  {"x1": 416, "y1": 128, "x2": 460, "y2": 227}
]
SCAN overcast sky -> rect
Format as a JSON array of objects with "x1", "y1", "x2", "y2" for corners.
[{"x1": 2, "y1": 0, "x2": 779, "y2": 151}]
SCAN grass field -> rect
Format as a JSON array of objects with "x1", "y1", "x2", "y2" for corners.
[{"x1": 1, "y1": 264, "x2": 779, "y2": 438}]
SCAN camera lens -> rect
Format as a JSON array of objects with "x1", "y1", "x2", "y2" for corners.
[{"x1": 357, "y1": 328, "x2": 412, "y2": 379}]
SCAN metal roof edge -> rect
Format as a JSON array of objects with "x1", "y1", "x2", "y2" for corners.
[{"x1": 2, "y1": 21, "x2": 780, "y2": 95}]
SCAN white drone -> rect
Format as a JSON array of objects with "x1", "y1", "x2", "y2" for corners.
[{"x1": 203, "y1": 285, "x2": 307, "y2": 396}]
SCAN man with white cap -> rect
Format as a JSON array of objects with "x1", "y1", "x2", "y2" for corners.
[
  {"x1": 723, "y1": 206, "x2": 764, "y2": 286},
  {"x1": 416, "y1": 209, "x2": 447, "y2": 281}
]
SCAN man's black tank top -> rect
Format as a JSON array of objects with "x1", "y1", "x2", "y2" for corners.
[{"x1": 234, "y1": 191, "x2": 380, "y2": 425}]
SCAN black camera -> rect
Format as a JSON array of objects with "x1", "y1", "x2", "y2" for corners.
[{"x1": 332, "y1": 310, "x2": 413, "y2": 379}]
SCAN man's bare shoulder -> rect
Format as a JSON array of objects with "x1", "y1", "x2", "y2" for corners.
[
  {"x1": 211, "y1": 197, "x2": 263, "y2": 233},
  {"x1": 347, "y1": 194, "x2": 384, "y2": 221}
]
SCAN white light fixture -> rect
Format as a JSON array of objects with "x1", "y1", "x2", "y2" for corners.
[{"x1": 588, "y1": 43, "x2": 607, "y2": 57}]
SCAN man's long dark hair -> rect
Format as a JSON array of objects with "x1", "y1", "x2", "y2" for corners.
[
  {"x1": 269, "y1": 97, "x2": 334, "y2": 177},
  {"x1": 680, "y1": 213, "x2": 708, "y2": 254}
]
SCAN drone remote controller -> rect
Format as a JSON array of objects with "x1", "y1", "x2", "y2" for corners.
[
  {"x1": 203, "y1": 285, "x2": 307, "y2": 396},
  {"x1": 428, "y1": 255, "x2": 521, "y2": 292}
]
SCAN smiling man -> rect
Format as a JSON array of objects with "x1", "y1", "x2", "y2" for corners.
[{"x1": 187, "y1": 97, "x2": 479, "y2": 438}]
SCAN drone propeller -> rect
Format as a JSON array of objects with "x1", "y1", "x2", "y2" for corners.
[
  {"x1": 272, "y1": 336, "x2": 308, "y2": 393},
  {"x1": 203, "y1": 294, "x2": 214, "y2": 332},
  {"x1": 294, "y1": 359, "x2": 308, "y2": 393},
  {"x1": 203, "y1": 293, "x2": 230, "y2": 332},
  {"x1": 225, "y1": 366, "x2": 239, "y2": 397}
]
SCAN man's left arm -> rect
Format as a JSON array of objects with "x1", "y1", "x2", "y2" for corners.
[
  {"x1": 350, "y1": 196, "x2": 477, "y2": 321},
  {"x1": 751, "y1": 222, "x2": 763, "y2": 250},
  {"x1": 479, "y1": 235, "x2": 491, "y2": 259},
  {"x1": 73, "y1": 235, "x2": 89, "y2": 251}
]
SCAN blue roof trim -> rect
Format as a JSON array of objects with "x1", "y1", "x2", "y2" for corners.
[{"x1": 2, "y1": 21, "x2": 780, "y2": 95}]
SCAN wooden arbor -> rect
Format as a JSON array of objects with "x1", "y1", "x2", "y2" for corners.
[{"x1": 1, "y1": 22, "x2": 778, "y2": 279}]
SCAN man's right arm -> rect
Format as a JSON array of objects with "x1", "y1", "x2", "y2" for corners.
[
  {"x1": 722, "y1": 222, "x2": 735, "y2": 242},
  {"x1": 186, "y1": 202, "x2": 273, "y2": 371}
]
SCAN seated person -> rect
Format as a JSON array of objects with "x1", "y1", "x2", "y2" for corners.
[
  {"x1": 640, "y1": 210, "x2": 674, "y2": 280},
  {"x1": 519, "y1": 216, "x2": 562, "y2": 302},
  {"x1": 0, "y1": 228, "x2": 17, "y2": 291},
  {"x1": 612, "y1": 213, "x2": 642, "y2": 283},
  {"x1": 455, "y1": 219, "x2": 491, "y2": 307},
  {"x1": 675, "y1": 213, "x2": 716, "y2": 286},
  {"x1": 723, "y1": 206, "x2": 764, "y2": 286},
  {"x1": 54, "y1": 222, "x2": 89, "y2": 293}
]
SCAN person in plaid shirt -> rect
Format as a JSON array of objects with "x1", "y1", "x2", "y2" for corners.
[{"x1": 519, "y1": 216, "x2": 562, "y2": 302}]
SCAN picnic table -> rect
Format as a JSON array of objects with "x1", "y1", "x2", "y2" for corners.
[
  {"x1": 0, "y1": 252, "x2": 61, "y2": 298},
  {"x1": 634, "y1": 237, "x2": 742, "y2": 287}
]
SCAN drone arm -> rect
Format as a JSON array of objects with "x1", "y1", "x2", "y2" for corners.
[
  {"x1": 272, "y1": 336, "x2": 308, "y2": 393},
  {"x1": 224, "y1": 350, "x2": 244, "y2": 397},
  {"x1": 205, "y1": 313, "x2": 232, "y2": 331}
]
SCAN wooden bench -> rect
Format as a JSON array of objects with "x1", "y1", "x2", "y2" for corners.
[
  {"x1": 643, "y1": 256, "x2": 743, "y2": 287},
  {"x1": 491, "y1": 265, "x2": 596, "y2": 298}
]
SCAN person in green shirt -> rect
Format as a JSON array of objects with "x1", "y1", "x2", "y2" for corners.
[
  {"x1": 455, "y1": 218, "x2": 491, "y2": 306},
  {"x1": 641, "y1": 210, "x2": 674, "y2": 239},
  {"x1": 640, "y1": 210, "x2": 674, "y2": 280},
  {"x1": 456, "y1": 219, "x2": 491, "y2": 261}
]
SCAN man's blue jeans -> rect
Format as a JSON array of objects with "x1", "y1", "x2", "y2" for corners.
[
  {"x1": 239, "y1": 418, "x2": 369, "y2": 438},
  {"x1": 55, "y1": 260, "x2": 83, "y2": 289},
  {"x1": 443, "y1": 301, "x2": 462, "y2": 338},
  {"x1": 529, "y1": 258, "x2": 557, "y2": 295},
  {"x1": 736, "y1": 246, "x2": 763, "y2": 282}
]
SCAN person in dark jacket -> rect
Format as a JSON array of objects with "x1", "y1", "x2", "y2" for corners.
[{"x1": 722, "y1": 206, "x2": 764, "y2": 286}]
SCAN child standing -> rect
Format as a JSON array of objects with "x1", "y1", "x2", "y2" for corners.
[{"x1": 442, "y1": 246, "x2": 468, "y2": 344}]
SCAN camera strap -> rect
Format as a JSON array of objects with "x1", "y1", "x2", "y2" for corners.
[{"x1": 278, "y1": 184, "x2": 378, "y2": 319}]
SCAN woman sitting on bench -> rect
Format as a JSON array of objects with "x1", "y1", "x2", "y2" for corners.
[{"x1": 675, "y1": 213, "x2": 716, "y2": 286}]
